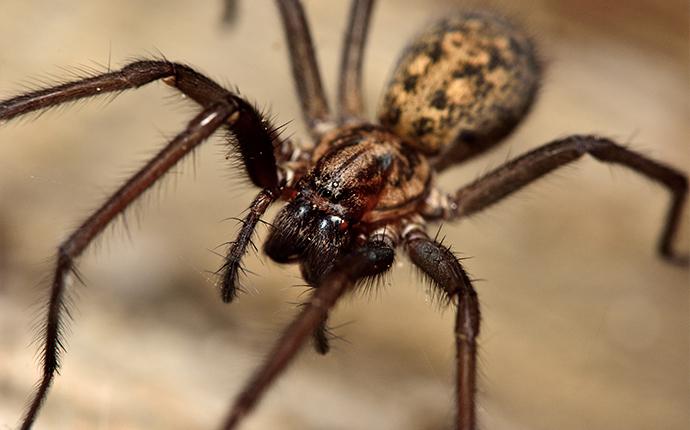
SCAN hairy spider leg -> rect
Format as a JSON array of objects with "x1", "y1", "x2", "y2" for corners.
[
  {"x1": 431, "y1": 135, "x2": 688, "y2": 265},
  {"x1": 404, "y1": 227, "x2": 480, "y2": 430},
  {"x1": 220, "y1": 190, "x2": 276, "y2": 302},
  {"x1": 0, "y1": 60, "x2": 286, "y2": 429},
  {"x1": 0, "y1": 60, "x2": 283, "y2": 191},
  {"x1": 276, "y1": 0, "x2": 333, "y2": 137},
  {"x1": 18, "y1": 105, "x2": 233, "y2": 430},
  {"x1": 222, "y1": 235, "x2": 396, "y2": 429},
  {"x1": 337, "y1": 0, "x2": 376, "y2": 124}
]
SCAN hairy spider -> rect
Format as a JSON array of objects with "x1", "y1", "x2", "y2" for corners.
[{"x1": 1, "y1": 1, "x2": 688, "y2": 429}]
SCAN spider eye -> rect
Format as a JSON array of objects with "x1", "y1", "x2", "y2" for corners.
[
  {"x1": 326, "y1": 215, "x2": 348, "y2": 231},
  {"x1": 295, "y1": 204, "x2": 309, "y2": 217}
]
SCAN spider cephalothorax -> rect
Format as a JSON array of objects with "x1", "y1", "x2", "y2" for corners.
[
  {"x1": 266, "y1": 124, "x2": 431, "y2": 283},
  {"x1": 1, "y1": 1, "x2": 687, "y2": 430}
]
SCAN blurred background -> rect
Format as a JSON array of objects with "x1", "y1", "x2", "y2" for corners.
[{"x1": 0, "y1": 1, "x2": 687, "y2": 429}]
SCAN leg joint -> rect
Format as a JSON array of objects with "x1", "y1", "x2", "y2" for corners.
[{"x1": 560, "y1": 134, "x2": 614, "y2": 154}]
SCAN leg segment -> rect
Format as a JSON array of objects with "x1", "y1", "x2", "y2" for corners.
[
  {"x1": 220, "y1": 190, "x2": 276, "y2": 303},
  {"x1": 19, "y1": 104, "x2": 235, "y2": 430},
  {"x1": 275, "y1": 0, "x2": 333, "y2": 137},
  {"x1": 0, "y1": 61, "x2": 224, "y2": 120},
  {"x1": 337, "y1": 0, "x2": 376, "y2": 124},
  {"x1": 0, "y1": 60, "x2": 282, "y2": 192},
  {"x1": 435, "y1": 135, "x2": 688, "y2": 264},
  {"x1": 222, "y1": 236, "x2": 396, "y2": 429},
  {"x1": 404, "y1": 227, "x2": 480, "y2": 430},
  {"x1": 312, "y1": 318, "x2": 331, "y2": 355}
]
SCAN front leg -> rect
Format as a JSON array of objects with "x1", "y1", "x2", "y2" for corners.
[
  {"x1": 222, "y1": 235, "x2": 396, "y2": 429},
  {"x1": 0, "y1": 60, "x2": 284, "y2": 192},
  {"x1": 18, "y1": 104, "x2": 235, "y2": 430},
  {"x1": 425, "y1": 136, "x2": 688, "y2": 265},
  {"x1": 403, "y1": 225, "x2": 480, "y2": 430},
  {"x1": 275, "y1": 0, "x2": 333, "y2": 137}
]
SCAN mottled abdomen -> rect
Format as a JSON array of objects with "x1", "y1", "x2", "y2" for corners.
[{"x1": 378, "y1": 10, "x2": 541, "y2": 168}]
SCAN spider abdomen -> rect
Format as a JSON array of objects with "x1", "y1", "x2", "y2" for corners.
[{"x1": 378, "y1": 10, "x2": 541, "y2": 169}]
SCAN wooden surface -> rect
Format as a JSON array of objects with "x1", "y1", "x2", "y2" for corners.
[{"x1": 0, "y1": 1, "x2": 688, "y2": 429}]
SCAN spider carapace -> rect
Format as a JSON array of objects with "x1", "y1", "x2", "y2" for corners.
[{"x1": 1, "y1": 1, "x2": 687, "y2": 430}]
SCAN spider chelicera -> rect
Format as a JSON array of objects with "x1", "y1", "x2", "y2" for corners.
[{"x1": 1, "y1": 1, "x2": 687, "y2": 429}]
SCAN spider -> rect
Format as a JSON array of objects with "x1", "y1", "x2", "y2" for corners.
[{"x1": 1, "y1": 1, "x2": 687, "y2": 429}]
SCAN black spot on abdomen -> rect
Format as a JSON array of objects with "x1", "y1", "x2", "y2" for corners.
[
  {"x1": 403, "y1": 74, "x2": 418, "y2": 92},
  {"x1": 430, "y1": 90, "x2": 447, "y2": 109},
  {"x1": 412, "y1": 117, "x2": 434, "y2": 137}
]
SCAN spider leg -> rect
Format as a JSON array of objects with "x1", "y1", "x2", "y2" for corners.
[
  {"x1": 220, "y1": 190, "x2": 276, "y2": 303},
  {"x1": 0, "y1": 61, "x2": 224, "y2": 120},
  {"x1": 427, "y1": 135, "x2": 688, "y2": 265},
  {"x1": 337, "y1": 0, "x2": 376, "y2": 124},
  {"x1": 403, "y1": 226, "x2": 480, "y2": 430},
  {"x1": 312, "y1": 317, "x2": 332, "y2": 354},
  {"x1": 222, "y1": 236, "x2": 396, "y2": 429},
  {"x1": 276, "y1": 0, "x2": 333, "y2": 137},
  {"x1": 0, "y1": 60, "x2": 283, "y2": 191},
  {"x1": 18, "y1": 103, "x2": 238, "y2": 430}
]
